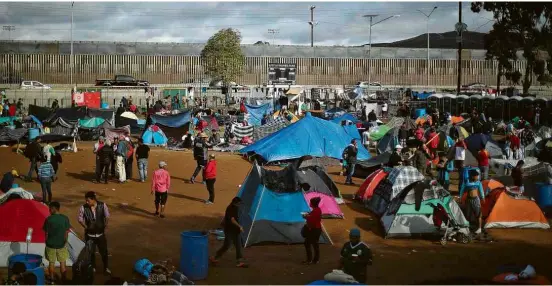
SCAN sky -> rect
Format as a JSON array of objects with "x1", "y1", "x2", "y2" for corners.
[{"x1": 0, "y1": 1, "x2": 494, "y2": 46}]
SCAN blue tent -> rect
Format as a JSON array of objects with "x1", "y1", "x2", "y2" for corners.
[
  {"x1": 142, "y1": 125, "x2": 168, "y2": 146},
  {"x1": 330, "y1": 113, "x2": 359, "y2": 124},
  {"x1": 245, "y1": 103, "x2": 272, "y2": 126},
  {"x1": 151, "y1": 111, "x2": 192, "y2": 128},
  {"x1": 342, "y1": 124, "x2": 361, "y2": 140},
  {"x1": 237, "y1": 163, "x2": 332, "y2": 247},
  {"x1": 240, "y1": 112, "x2": 371, "y2": 162},
  {"x1": 465, "y1": 133, "x2": 502, "y2": 158}
]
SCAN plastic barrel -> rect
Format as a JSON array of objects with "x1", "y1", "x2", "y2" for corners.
[
  {"x1": 28, "y1": 128, "x2": 40, "y2": 141},
  {"x1": 27, "y1": 267, "x2": 45, "y2": 285},
  {"x1": 101, "y1": 102, "x2": 109, "y2": 109},
  {"x1": 536, "y1": 183, "x2": 552, "y2": 209},
  {"x1": 180, "y1": 231, "x2": 208, "y2": 280},
  {"x1": 415, "y1": 108, "x2": 427, "y2": 118},
  {"x1": 8, "y1": 254, "x2": 43, "y2": 276}
]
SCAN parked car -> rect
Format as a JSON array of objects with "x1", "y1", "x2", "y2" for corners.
[
  {"x1": 356, "y1": 81, "x2": 384, "y2": 90},
  {"x1": 20, "y1": 81, "x2": 51, "y2": 89},
  {"x1": 1, "y1": 73, "x2": 24, "y2": 84},
  {"x1": 95, "y1": 74, "x2": 149, "y2": 87},
  {"x1": 209, "y1": 80, "x2": 244, "y2": 89}
]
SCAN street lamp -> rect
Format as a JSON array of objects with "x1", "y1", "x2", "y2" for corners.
[
  {"x1": 363, "y1": 14, "x2": 400, "y2": 89},
  {"x1": 70, "y1": 2, "x2": 74, "y2": 88},
  {"x1": 268, "y1": 29, "x2": 279, "y2": 45},
  {"x1": 418, "y1": 6, "x2": 438, "y2": 90},
  {"x1": 3, "y1": 26, "x2": 15, "y2": 87}
]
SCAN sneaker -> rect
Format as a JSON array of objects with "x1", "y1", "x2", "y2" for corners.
[
  {"x1": 475, "y1": 228, "x2": 482, "y2": 234},
  {"x1": 104, "y1": 268, "x2": 112, "y2": 275},
  {"x1": 189, "y1": 178, "x2": 195, "y2": 184},
  {"x1": 205, "y1": 200, "x2": 213, "y2": 205}
]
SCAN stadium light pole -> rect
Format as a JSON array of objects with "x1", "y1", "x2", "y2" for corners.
[
  {"x1": 268, "y1": 29, "x2": 279, "y2": 45},
  {"x1": 3, "y1": 26, "x2": 15, "y2": 87},
  {"x1": 363, "y1": 15, "x2": 400, "y2": 89},
  {"x1": 70, "y1": 2, "x2": 74, "y2": 89},
  {"x1": 418, "y1": 6, "x2": 438, "y2": 90}
]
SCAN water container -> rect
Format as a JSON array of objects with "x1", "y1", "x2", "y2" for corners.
[
  {"x1": 180, "y1": 231, "x2": 208, "y2": 280},
  {"x1": 101, "y1": 102, "x2": 109, "y2": 109},
  {"x1": 415, "y1": 108, "x2": 427, "y2": 118},
  {"x1": 27, "y1": 267, "x2": 46, "y2": 285},
  {"x1": 28, "y1": 128, "x2": 40, "y2": 141},
  {"x1": 8, "y1": 254, "x2": 43, "y2": 277},
  {"x1": 536, "y1": 183, "x2": 552, "y2": 209}
]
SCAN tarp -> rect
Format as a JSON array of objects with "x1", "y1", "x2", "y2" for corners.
[
  {"x1": 151, "y1": 111, "x2": 192, "y2": 128},
  {"x1": 87, "y1": 108, "x2": 115, "y2": 125},
  {"x1": 324, "y1": 107, "x2": 347, "y2": 119},
  {"x1": 78, "y1": 117, "x2": 106, "y2": 129},
  {"x1": 330, "y1": 113, "x2": 359, "y2": 124},
  {"x1": 103, "y1": 125, "x2": 131, "y2": 142},
  {"x1": 28, "y1": 105, "x2": 53, "y2": 121},
  {"x1": 45, "y1": 107, "x2": 87, "y2": 123},
  {"x1": 0, "y1": 188, "x2": 34, "y2": 206},
  {"x1": 245, "y1": 103, "x2": 272, "y2": 126},
  {"x1": 0, "y1": 117, "x2": 19, "y2": 125},
  {"x1": 369, "y1": 125, "x2": 392, "y2": 141},
  {"x1": 0, "y1": 128, "x2": 27, "y2": 142},
  {"x1": 224, "y1": 123, "x2": 254, "y2": 142},
  {"x1": 240, "y1": 112, "x2": 371, "y2": 162},
  {"x1": 47, "y1": 118, "x2": 76, "y2": 137},
  {"x1": 356, "y1": 152, "x2": 391, "y2": 169},
  {"x1": 142, "y1": 125, "x2": 168, "y2": 146},
  {"x1": 342, "y1": 124, "x2": 361, "y2": 140},
  {"x1": 253, "y1": 116, "x2": 290, "y2": 142},
  {"x1": 237, "y1": 163, "x2": 332, "y2": 247}
]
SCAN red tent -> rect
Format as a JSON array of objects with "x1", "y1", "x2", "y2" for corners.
[{"x1": 355, "y1": 169, "x2": 388, "y2": 202}]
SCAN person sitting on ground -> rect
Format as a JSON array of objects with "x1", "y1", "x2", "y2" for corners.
[
  {"x1": 436, "y1": 153, "x2": 454, "y2": 191},
  {"x1": 388, "y1": 145, "x2": 403, "y2": 168},
  {"x1": 339, "y1": 228, "x2": 372, "y2": 283},
  {"x1": 459, "y1": 169, "x2": 485, "y2": 234},
  {"x1": 4, "y1": 262, "x2": 26, "y2": 285},
  {"x1": 0, "y1": 169, "x2": 19, "y2": 194},
  {"x1": 512, "y1": 160, "x2": 525, "y2": 194}
]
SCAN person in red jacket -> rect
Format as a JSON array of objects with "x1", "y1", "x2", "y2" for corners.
[
  {"x1": 302, "y1": 197, "x2": 322, "y2": 265},
  {"x1": 478, "y1": 148, "x2": 490, "y2": 180},
  {"x1": 204, "y1": 154, "x2": 217, "y2": 205},
  {"x1": 8, "y1": 101, "x2": 17, "y2": 117},
  {"x1": 425, "y1": 127, "x2": 440, "y2": 161}
]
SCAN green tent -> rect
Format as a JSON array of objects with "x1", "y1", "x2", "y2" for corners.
[
  {"x1": 78, "y1": 117, "x2": 105, "y2": 128},
  {"x1": 369, "y1": 125, "x2": 391, "y2": 141},
  {"x1": 381, "y1": 180, "x2": 469, "y2": 238}
]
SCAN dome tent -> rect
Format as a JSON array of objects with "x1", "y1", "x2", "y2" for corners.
[{"x1": 142, "y1": 125, "x2": 168, "y2": 146}]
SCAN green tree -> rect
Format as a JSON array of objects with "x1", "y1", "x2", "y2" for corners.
[
  {"x1": 472, "y1": 2, "x2": 551, "y2": 94},
  {"x1": 200, "y1": 28, "x2": 245, "y2": 89}
]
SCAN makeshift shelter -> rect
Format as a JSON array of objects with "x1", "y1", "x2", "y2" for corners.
[
  {"x1": 273, "y1": 110, "x2": 299, "y2": 123},
  {"x1": 330, "y1": 113, "x2": 359, "y2": 124},
  {"x1": 355, "y1": 169, "x2": 389, "y2": 203},
  {"x1": 0, "y1": 199, "x2": 85, "y2": 267},
  {"x1": 45, "y1": 107, "x2": 87, "y2": 123},
  {"x1": 224, "y1": 122, "x2": 254, "y2": 142},
  {"x1": 0, "y1": 128, "x2": 26, "y2": 143},
  {"x1": 367, "y1": 166, "x2": 425, "y2": 216},
  {"x1": 240, "y1": 112, "x2": 371, "y2": 162},
  {"x1": 87, "y1": 108, "x2": 115, "y2": 125},
  {"x1": 252, "y1": 116, "x2": 290, "y2": 142},
  {"x1": 483, "y1": 189, "x2": 549, "y2": 229},
  {"x1": 382, "y1": 180, "x2": 469, "y2": 238},
  {"x1": 103, "y1": 123, "x2": 131, "y2": 142},
  {"x1": 27, "y1": 105, "x2": 53, "y2": 121},
  {"x1": 47, "y1": 117, "x2": 76, "y2": 137},
  {"x1": 237, "y1": 163, "x2": 333, "y2": 247},
  {"x1": 142, "y1": 125, "x2": 168, "y2": 146},
  {"x1": 245, "y1": 103, "x2": 272, "y2": 126},
  {"x1": 150, "y1": 112, "x2": 192, "y2": 142}
]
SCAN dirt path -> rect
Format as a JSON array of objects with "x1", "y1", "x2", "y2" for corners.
[{"x1": 1, "y1": 144, "x2": 551, "y2": 284}]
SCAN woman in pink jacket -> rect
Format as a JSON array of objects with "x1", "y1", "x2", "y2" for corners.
[{"x1": 151, "y1": 161, "x2": 171, "y2": 218}]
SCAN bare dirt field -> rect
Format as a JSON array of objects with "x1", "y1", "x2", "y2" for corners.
[{"x1": 1, "y1": 143, "x2": 552, "y2": 285}]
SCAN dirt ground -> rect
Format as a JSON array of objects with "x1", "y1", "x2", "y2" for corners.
[{"x1": 1, "y1": 143, "x2": 552, "y2": 285}]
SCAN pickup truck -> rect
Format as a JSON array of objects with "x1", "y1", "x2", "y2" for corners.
[{"x1": 95, "y1": 75, "x2": 149, "y2": 87}]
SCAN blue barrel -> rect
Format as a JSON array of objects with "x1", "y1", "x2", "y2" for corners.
[
  {"x1": 101, "y1": 102, "x2": 109, "y2": 109},
  {"x1": 180, "y1": 231, "x2": 208, "y2": 280},
  {"x1": 415, "y1": 108, "x2": 427, "y2": 118},
  {"x1": 536, "y1": 183, "x2": 552, "y2": 209},
  {"x1": 8, "y1": 254, "x2": 43, "y2": 277},
  {"x1": 28, "y1": 128, "x2": 40, "y2": 141}
]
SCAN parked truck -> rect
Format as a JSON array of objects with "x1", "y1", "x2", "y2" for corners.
[{"x1": 95, "y1": 74, "x2": 149, "y2": 87}]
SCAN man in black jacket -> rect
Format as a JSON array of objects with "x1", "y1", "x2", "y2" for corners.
[
  {"x1": 343, "y1": 139, "x2": 358, "y2": 185},
  {"x1": 78, "y1": 191, "x2": 111, "y2": 275},
  {"x1": 190, "y1": 133, "x2": 211, "y2": 184},
  {"x1": 24, "y1": 138, "x2": 42, "y2": 182}
]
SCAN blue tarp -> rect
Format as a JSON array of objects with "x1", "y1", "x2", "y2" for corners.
[
  {"x1": 249, "y1": 185, "x2": 309, "y2": 223},
  {"x1": 245, "y1": 103, "x2": 272, "y2": 126},
  {"x1": 142, "y1": 125, "x2": 168, "y2": 146},
  {"x1": 240, "y1": 112, "x2": 371, "y2": 162},
  {"x1": 343, "y1": 124, "x2": 361, "y2": 140},
  {"x1": 324, "y1": 107, "x2": 347, "y2": 119},
  {"x1": 330, "y1": 113, "x2": 359, "y2": 124},
  {"x1": 151, "y1": 111, "x2": 192, "y2": 128}
]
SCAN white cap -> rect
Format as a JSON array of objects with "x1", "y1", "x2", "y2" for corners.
[
  {"x1": 395, "y1": 144, "x2": 403, "y2": 149},
  {"x1": 125, "y1": 137, "x2": 130, "y2": 142},
  {"x1": 159, "y1": 161, "x2": 167, "y2": 168}
]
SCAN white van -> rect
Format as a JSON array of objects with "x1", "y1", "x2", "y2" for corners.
[{"x1": 20, "y1": 81, "x2": 51, "y2": 89}]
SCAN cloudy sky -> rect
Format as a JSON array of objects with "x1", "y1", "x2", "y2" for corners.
[{"x1": 0, "y1": 1, "x2": 494, "y2": 46}]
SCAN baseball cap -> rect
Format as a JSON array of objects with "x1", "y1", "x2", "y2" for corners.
[{"x1": 159, "y1": 161, "x2": 167, "y2": 168}]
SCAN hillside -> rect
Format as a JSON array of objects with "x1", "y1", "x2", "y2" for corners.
[{"x1": 370, "y1": 31, "x2": 485, "y2": 50}]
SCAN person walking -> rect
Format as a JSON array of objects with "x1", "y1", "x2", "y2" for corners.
[
  {"x1": 43, "y1": 201, "x2": 71, "y2": 283},
  {"x1": 302, "y1": 197, "x2": 322, "y2": 265},
  {"x1": 78, "y1": 191, "x2": 111, "y2": 275},
  {"x1": 116, "y1": 136, "x2": 127, "y2": 183},
  {"x1": 135, "y1": 139, "x2": 150, "y2": 182},
  {"x1": 478, "y1": 148, "x2": 490, "y2": 181},
  {"x1": 210, "y1": 197, "x2": 247, "y2": 268},
  {"x1": 204, "y1": 154, "x2": 217, "y2": 204},
  {"x1": 190, "y1": 133, "x2": 211, "y2": 184},
  {"x1": 124, "y1": 137, "x2": 135, "y2": 181},
  {"x1": 38, "y1": 158, "x2": 56, "y2": 204},
  {"x1": 24, "y1": 138, "x2": 42, "y2": 182},
  {"x1": 151, "y1": 161, "x2": 170, "y2": 218},
  {"x1": 342, "y1": 139, "x2": 358, "y2": 185},
  {"x1": 96, "y1": 140, "x2": 114, "y2": 184}
]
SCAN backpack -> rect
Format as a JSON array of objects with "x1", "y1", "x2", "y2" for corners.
[{"x1": 125, "y1": 141, "x2": 134, "y2": 159}]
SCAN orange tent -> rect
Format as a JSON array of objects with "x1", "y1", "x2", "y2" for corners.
[
  {"x1": 484, "y1": 190, "x2": 550, "y2": 229},
  {"x1": 482, "y1": 179, "x2": 505, "y2": 194},
  {"x1": 355, "y1": 169, "x2": 388, "y2": 202}
]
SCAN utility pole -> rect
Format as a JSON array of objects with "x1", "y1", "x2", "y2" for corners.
[
  {"x1": 309, "y1": 6, "x2": 316, "y2": 47},
  {"x1": 418, "y1": 7, "x2": 437, "y2": 90},
  {"x1": 268, "y1": 29, "x2": 279, "y2": 45},
  {"x1": 456, "y1": 2, "x2": 463, "y2": 95},
  {"x1": 70, "y1": 2, "x2": 74, "y2": 88},
  {"x1": 363, "y1": 15, "x2": 399, "y2": 90},
  {"x1": 3, "y1": 25, "x2": 15, "y2": 87}
]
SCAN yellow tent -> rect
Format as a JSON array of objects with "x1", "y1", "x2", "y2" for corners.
[{"x1": 273, "y1": 110, "x2": 299, "y2": 123}]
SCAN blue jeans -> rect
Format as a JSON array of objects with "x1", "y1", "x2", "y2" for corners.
[
  {"x1": 137, "y1": 158, "x2": 148, "y2": 181},
  {"x1": 479, "y1": 166, "x2": 489, "y2": 181},
  {"x1": 346, "y1": 162, "x2": 356, "y2": 184},
  {"x1": 40, "y1": 177, "x2": 52, "y2": 203}
]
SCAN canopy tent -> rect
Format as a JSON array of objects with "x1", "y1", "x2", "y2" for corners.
[
  {"x1": 142, "y1": 125, "x2": 168, "y2": 146},
  {"x1": 355, "y1": 169, "x2": 389, "y2": 203},
  {"x1": 240, "y1": 112, "x2": 371, "y2": 162},
  {"x1": 381, "y1": 180, "x2": 469, "y2": 238},
  {"x1": 237, "y1": 163, "x2": 333, "y2": 247},
  {"x1": 0, "y1": 199, "x2": 85, "y2": 267},
  {"x1": 483, "y1": 189, "x2": 549, "y2": 229},
  {"x1": 252, "y1": 116, "x2": 290, "y2": 142},
  {"x1": 367, "y1": 166, "x2": 425, "y2": 216},
  {"x1": 245, "y1": 103, "x2": 273, "y2": 126}
]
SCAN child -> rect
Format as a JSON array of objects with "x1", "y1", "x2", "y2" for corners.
[
  {"x1": 204, "y1": 154, "x2": 217, "y2": 205},
  {"x1": 4, "y1": 262, "x2": 26, "y2": 285},
  {"x1": 512, "y1": 160, "x2": 525, "y2": 194},
  {"x1": 38, "y1": 158, "x2": 56, "y2": 204},
  {"x1": 436, "y1": 153, "x2": 454, "y2": 191},
  {"x1": 151, "y1": 161, "x2": 170, "y2": 218},
  {"x1": 459, "y1": 169, "x2": 485, "y2": 234}
]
